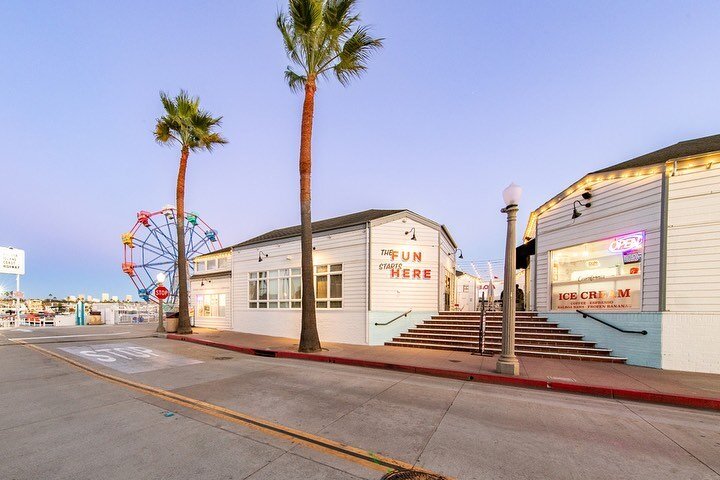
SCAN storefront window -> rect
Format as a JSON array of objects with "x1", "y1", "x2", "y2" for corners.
[
  {"x1": 550, "y1": 232, "x2": 644, "y2": 311},
  {"x1": 196, "y1": 293, "x2": 226, "y2": 317}
]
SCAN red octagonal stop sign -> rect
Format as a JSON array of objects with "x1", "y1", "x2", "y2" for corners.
[{"x1": 155, "y1": 285, "x2": 169, "y2": 300}]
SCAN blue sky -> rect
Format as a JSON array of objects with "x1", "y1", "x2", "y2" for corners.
[{"x1": 2, "y1": 0, "x2": 720, "y2": 299}]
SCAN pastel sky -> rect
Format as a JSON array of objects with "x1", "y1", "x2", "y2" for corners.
[{"x1": 3, "y1": 1, "x2": 720, "y2": 299}]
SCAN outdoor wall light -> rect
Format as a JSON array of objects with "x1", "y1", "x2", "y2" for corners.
[
  {"x1": 449, "y1": 249, "x2": 464, "y2": 259},
  {"x1": 258, "y1": 251, "x2": 269, "y2": 262},
  {"x1": 405, "y1": 228, "x2": 417, "y2": 241},
  {"x1": 581, "y1": 191, "x2": 592, "y2": 200},
  {"x1": 571, "y1": 200, "x2": 592, "y2": 220}
]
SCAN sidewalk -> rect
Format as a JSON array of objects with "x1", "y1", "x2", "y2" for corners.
[{"x1": 167, "y1": 328, "x2": 720, "y2": 411}]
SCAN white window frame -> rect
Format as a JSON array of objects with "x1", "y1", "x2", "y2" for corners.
[
  {"x1": 196, "y1": 293, "x2": 226, "y2": 318},
  {"x1": 314, "y1": 264, "x2": 343, "y2": 309},
  {"x1": 248, "y1": 268, "x2": 302, "y2": 309}
]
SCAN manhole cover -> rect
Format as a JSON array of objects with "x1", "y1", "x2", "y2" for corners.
[
  {"x1": 214, "y1": 356, "x2": 233, "y2": 361},
  {"x1": 382, "y1": 470, "x2": 446, "y2": 479}
]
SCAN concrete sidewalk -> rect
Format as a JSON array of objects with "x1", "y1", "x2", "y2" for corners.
[{"x1": 167, "y1": 328, "x2": 720, "y2": 411}]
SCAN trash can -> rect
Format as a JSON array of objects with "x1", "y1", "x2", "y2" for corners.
[
  {"x1": 165, "y1": 311, "x2": 179, "y2": 333},
  {"x1": 87, "y1": 311, "x2": 104, "y2": 325}
]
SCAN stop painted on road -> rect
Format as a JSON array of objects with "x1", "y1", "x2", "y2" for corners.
[{"x1": 59, "y1": 343, "x2": 203, "y2": 373}]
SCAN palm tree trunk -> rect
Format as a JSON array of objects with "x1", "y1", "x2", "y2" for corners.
[
  {"x1": 298, "y1": 75, "x2": 321, "y2": 353},
  {"x1": 176, "y1": 146, "x2": 192, "y2": 334}
]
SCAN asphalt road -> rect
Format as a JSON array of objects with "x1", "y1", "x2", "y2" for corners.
[{"x1": 1, "y1": 325, "x2": 719, "y2": 480}]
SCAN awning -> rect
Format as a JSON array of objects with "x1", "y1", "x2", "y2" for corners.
[{"x1": 515, "y1": 238, "x2": 535, "y2": 270}]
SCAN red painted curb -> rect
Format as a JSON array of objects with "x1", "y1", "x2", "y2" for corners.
[{"x1": 166, "y1": 334, "x2": 720, "y2": 412}]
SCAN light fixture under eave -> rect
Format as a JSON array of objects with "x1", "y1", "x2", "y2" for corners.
[
  {"x1": 258, "y1": 251, "x2": 269, "y2": 262},
  {"x1": 405, "y1": 228, "x2": 417, "y2": 241},
  {"x1": 571, "y1": 200, "x2": 591, "y2": 220},
  {"x1": 456, "y1": 248, "x2": 464, "y2": 259}
]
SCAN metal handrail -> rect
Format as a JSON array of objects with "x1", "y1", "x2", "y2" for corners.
[
  {"x1": 576, "y1": 309, "x2": 647, "y2": 335},
  {"x1": 478, "y1": 300, "x2": 487, "y2": 355},
  {"x1": 374, "y1": 309, "x2": 412, "y2": 326}
]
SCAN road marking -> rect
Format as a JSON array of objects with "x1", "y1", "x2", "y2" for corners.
[
  {"x1": 15, "y1": 339, "x2": 450, "y2": 479},
  {"x1": 59, "y1": 343, "x2": 202, "y2": 373},
  {"x1": 14, "y1": 328, "x2": 33, "y2": 332},
  {"x1": 10, "y1": 332, "x2": 131, "y2": 341}
]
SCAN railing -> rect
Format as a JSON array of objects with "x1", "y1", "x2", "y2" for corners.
[
  {"x1": 478, "y1": 300, "x2": 487, "y2": 355},
  {"x1": 576, "y1": 310, "x2": 647, "y2": 335},
  {"x1": 374, "y1": 309, "x2": 412, "y2": 326}
]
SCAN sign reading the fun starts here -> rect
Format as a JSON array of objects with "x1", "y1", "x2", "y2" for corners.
[{"x1": 377, "y1": 248, "x2": 432, "y2": 280}]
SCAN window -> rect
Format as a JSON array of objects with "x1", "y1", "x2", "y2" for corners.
[
  {"x1": 217, "y1": 257, "x2": 229, "y2": 269},
  {"x1": 196, "y1": 261, "x2": 206, "y2": 272},
  {"x1": 549, "y1": 232, "x2": 644, "y2": 311},
  {"x1": 196, "y1": 293, "x2": 226, "y2": 317},
  {"x1": 206, "y1": 258, "x2": 217, "y2": 270},
  {"x1": 248, "y1": 264, "x2": 342, "y2": 309},
  {"x1": 249, "y1": 268, "x2": 301, "y2": 309},
  {"x1": 315, "y1": 264, "x2": 343, "y2": 308}
]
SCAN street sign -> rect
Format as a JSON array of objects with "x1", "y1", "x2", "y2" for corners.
[
  {"x1": 0, "y1": 247, "x2": 25, "y2": 275},
  {"x1": 155, "y1": 286, "x2": 169, "y2": 300}
]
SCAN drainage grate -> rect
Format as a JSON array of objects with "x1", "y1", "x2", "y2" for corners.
[
  {"x1": 213, "y1": 356, "x2": 233, "y2": 361},
  {"x1": 382, "y1": 470, "x2": 446, "y2": 480}
]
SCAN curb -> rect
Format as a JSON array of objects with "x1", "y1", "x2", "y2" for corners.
[{"x1": 166, "y1": 334, "x2": 720, "y2": 412}]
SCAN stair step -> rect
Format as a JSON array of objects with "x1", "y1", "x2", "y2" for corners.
[
  {"x1": 401, "y1": 332, "x2": 596, "y2": 347},
  {"x1": 392, "y1": 337, "x2": 610, "y2": 355},
  {"x1": 384, "y1": 341, "x2": 626, "y2": 362},
  {"x1": 409, "y1": 328, "x2": 585, "y2": 340}
]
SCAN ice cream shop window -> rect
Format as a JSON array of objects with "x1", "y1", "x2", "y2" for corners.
[{"x1": 549, "y1": 232, "x2": 644, "y2": 311}]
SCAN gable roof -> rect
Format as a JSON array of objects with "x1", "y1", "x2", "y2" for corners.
[
  {"x1": 592, "y1": 134, "x2": 720, "y2": 174},
  {"x1": 231, "y1": 209, "x2": 405, "y2": 249}
]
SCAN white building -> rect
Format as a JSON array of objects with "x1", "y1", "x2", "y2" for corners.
[
  {"x1": 190, "y1": 209, "x2": 458, "y2": 345},
  {"x1": 521, "y1": 134, "x2": 720, "y2": 374}
]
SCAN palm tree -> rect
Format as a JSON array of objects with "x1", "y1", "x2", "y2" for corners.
[
  {"x1": 154, "y1": 90, "x2": 227, "y2": 334},
  {"x1": 277, "y1": 0, "x2": 383, "y2": 352}
]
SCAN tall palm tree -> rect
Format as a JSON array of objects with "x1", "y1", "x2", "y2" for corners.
[
  {"x1": 277, "y1": 0, "x2": 383, "y2": 352},
  {"x1": 154, "y1": 90, "x2": 227, "y2": 334}
]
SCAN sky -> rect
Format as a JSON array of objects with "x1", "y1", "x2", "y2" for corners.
[{"x1": 2, "y1": 0, "x2": 720, "y2": 299}]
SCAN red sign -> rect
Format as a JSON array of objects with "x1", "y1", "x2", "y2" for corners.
[{"x1": 154, "y1": 286, "x2": 169, "y2": 300}]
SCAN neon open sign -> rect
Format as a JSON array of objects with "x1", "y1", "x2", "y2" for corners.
[{"x1": 609, "y1": 232, "x2": 644, "y2": 253}]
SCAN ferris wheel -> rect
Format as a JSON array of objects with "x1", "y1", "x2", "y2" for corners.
[{"x1": 121, "y1": 206, "x2": 222, "y2": 305}]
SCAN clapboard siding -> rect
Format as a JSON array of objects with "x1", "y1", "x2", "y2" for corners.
[
  {"x1": 666, "y1": 161, "x2": 720, "y2": 312},
  {"x1": 535, "y1": 173, "x2": 663, "y2": 312},
  {"x1": 231, "y1": 228, "x2": 368, "y2": 344},
  {"x1": 369, "y1": 217, "x2": 440, "y2": 311}
]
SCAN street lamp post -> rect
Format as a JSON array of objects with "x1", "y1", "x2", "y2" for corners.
[
  {"x1": 496, "y1": 183, "x2": 522, "y2": 376},
  {"x1": 156, "y1": 273, "x2": 166, "y2": 334}
]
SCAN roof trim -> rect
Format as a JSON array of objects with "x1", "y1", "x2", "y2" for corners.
[{"x1": 523, "y1": 150, "x2": 720, "y2": 241}]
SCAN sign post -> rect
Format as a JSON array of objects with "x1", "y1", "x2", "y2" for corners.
[
  {"x1": 154, "y1": 276, "x2": 169, "y2": 334},
  {"x1": 0, "y1": 247, "x2": 25, "y2": 327}
]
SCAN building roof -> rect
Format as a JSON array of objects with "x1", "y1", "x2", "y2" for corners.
[
  {"x1": 231, "y1": 209, "x2": 405, "y2": 249},
  {"x1": 592, "y1": 134, "x2": 720, "y2": 174}
]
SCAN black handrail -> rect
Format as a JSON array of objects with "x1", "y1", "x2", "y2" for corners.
[
  {"x1": 576, "y1": 310, "x2": 647, "y2": 335},
  {"x1": 478, "y1": 300, "x2": 487, "y2": 355},
  {"x1": 374, "y1": 309, "x2": 412, "y2": 326}
]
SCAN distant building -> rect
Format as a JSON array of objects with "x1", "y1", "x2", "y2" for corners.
[{"x1": 101, "y1": 293, "x2": 110, "y2": 302}]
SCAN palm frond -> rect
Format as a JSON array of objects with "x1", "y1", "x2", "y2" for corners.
[
  {"x1": 285, "y1": 67, "x2": 308, "y2": 92},
  {"x1": 154, "y1": 91, "x2": 226, "y2": 152},
  {"x1": 333, "y1": 25, "x2": 383, "y2": 86},
  {"x1": 278, "y1": 0, "x2": 382, "y2": 91},
  {"x1": 289, "y1": 0, "x2": 323, "y2": 35}
]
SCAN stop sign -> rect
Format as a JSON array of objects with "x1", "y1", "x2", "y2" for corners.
[{"x1": 154, "y1": 286, "x2": 169, "y2": 300}]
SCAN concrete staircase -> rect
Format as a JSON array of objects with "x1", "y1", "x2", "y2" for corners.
[{"x1": 385, "y1": 311, "x2": 627, "y2": 363}]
